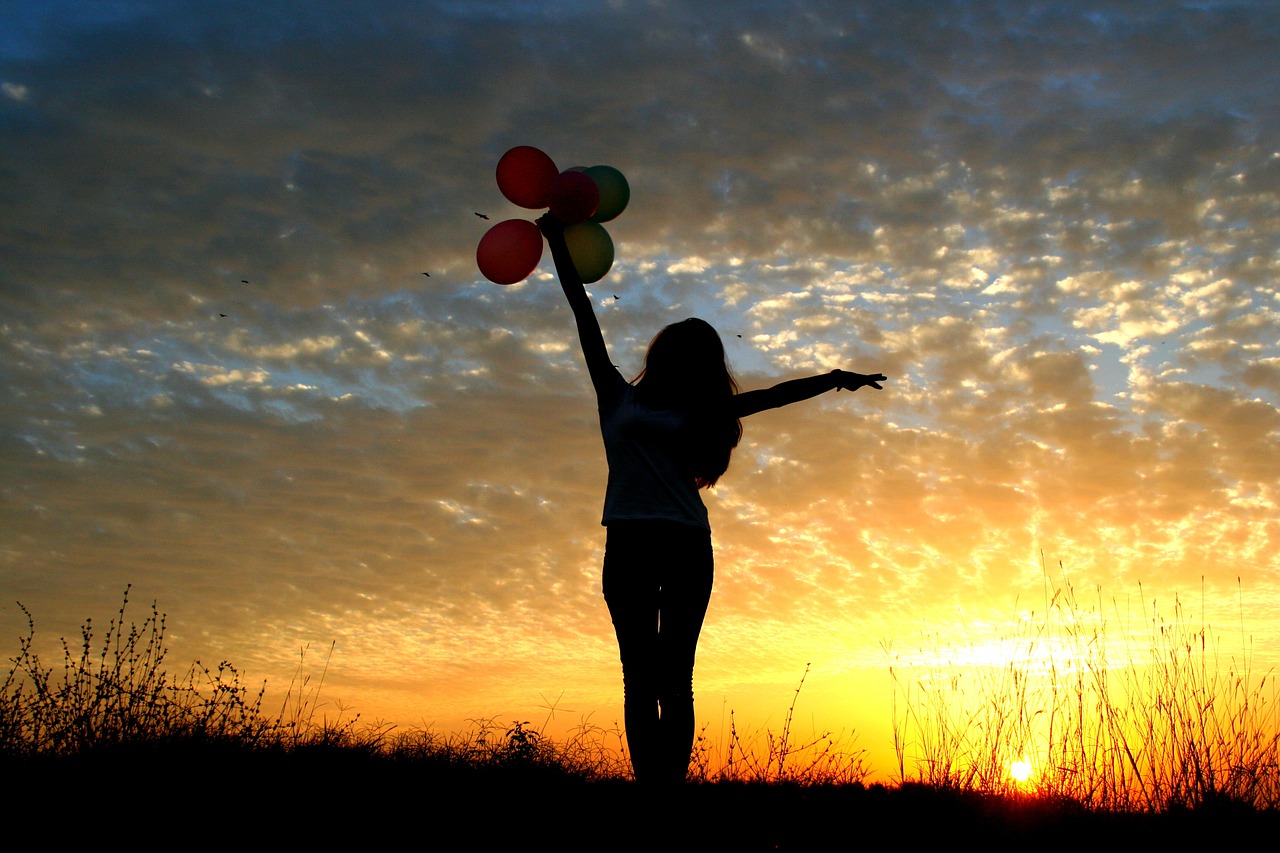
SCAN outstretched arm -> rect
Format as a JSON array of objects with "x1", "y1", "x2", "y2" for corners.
[
  {"x1": 732, "y1": 369, "x2": 887, "y2": 418},
  {"x1": 537, "y1": 214, "x2": 621, "y2": 401}
]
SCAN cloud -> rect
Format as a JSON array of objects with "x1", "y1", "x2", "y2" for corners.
[{"x1": 2, "y1": 1, "x2": 1278, "y2": 736}]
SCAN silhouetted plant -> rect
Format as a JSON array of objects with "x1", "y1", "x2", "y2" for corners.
[
  {"x1": 688, "y1": 665, "x2": 871, "y2": 785},
  {"x1": 889, "y1": 568, "x2": 1280, "y2": 811},
  {"x1": 1, "y1": 586, "x2": 272, "y2": 757}
]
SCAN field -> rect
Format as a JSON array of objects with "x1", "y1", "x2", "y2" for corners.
[{"x1": 3, "y1": 582, "x2": 1278, "y2": 846}]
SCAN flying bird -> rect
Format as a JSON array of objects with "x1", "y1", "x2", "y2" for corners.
[
  {"x1": 474, "y1": 212, "x2": 489, "y2": 220},
  {"x1": 422, "y1": 272, "x2": 430, "y2": 277}
]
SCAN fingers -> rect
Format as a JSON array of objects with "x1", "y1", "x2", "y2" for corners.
[{"x1": 836, "y1": 371, "x2": 888, "y2": 391}]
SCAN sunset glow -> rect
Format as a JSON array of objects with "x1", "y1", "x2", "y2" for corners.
[{"x1": 2, "y1": 1, "x2": 1278, "y2": 783}]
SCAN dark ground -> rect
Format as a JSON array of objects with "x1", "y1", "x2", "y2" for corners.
[{"x1": 10, "y1": 742, "x2": 1277, "y2": 849}]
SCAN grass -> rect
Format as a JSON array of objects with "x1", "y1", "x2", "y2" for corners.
[
  {"x1": 0, "y1": 587, "x2": 866, "y2": 787},
  {"x1": 0, "y1": 586, "x2": 603, "y2": 773},
  {"x1": 688, "y1": 664, "x2": 870, "y2": 785},
  {"x1": 889, "y1": 564, "x2": 1280, "y2": 812},
  {"x1": 3, "y1": 581, "x2": 1278, "y2": 845}
]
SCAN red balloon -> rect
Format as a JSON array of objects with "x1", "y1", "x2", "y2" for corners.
[
  {"x1": 496, "y1": 146, "x2": 558, "y2": 209},
  {"x1": 476, "y1": 219, "x2": 543, "y2": 285},
  {"x1": 547, "y1": 170, "x2": 600, "y2": 224}
]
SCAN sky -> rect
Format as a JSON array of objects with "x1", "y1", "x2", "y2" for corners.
[{"x1": 2, "y1": 0, "x2": 1279, "y2": 777}]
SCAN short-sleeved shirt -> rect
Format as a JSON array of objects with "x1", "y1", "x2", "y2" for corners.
[{"x1": 597, "y1": 376, "x2": 709, "y2": 531}]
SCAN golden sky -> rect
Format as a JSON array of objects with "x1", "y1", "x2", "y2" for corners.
[{"x1": 2, "y1": 1, "x2": 1278, "y2": 777}]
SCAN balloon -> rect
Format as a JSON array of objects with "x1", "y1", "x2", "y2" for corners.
[
  {"x1": 476, "y1": 219, "x2": 543, "y2": 285},
  {"x1": 496, "y1": 146, "x2": 558, "y2": 209},
  {"x1": 585, "y1": 165, "x2": 630, "y2": 222},
  {"x1": 547, "y1": 170, "x2": 599, "y2": 224},
  {"x1": 564, "y1": 221, "x2": 614, "y2": 283}
]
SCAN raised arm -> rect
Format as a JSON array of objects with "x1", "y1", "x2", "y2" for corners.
[
  {"x1": 732, "y1": 369, "x2": 887, "y2": 418},
  {"x1": 537, "y1": 214, "x2": 622, "y2": 401}
]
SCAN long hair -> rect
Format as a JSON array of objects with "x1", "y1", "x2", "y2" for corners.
[{"x1": 632, "y1": 318, "x2": 742, "y2": 488}]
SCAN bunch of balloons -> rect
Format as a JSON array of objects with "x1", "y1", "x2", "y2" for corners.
[{"x1": 476, "y1": 146, "x2": 630, "y2": 285}]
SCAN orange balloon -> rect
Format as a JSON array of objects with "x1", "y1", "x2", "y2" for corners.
[
  {"x1": 476, "y1": 219, "x2": 543, "y2": 285},
  {"x1": 496, "y1": 146, "x2": 558, "y2": 209}
]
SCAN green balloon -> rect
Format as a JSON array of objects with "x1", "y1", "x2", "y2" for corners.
[
  {"x1": 585, "y1": 165, "x2": 630, "y2": 223},
  {"x1": 564, "y1": 221, "x2": 614, "y2": 283}
]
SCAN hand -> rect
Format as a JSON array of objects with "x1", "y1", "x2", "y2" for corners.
[
  {"x1": 834, "y1": 370, "x2": 886, "y2": 391},
  {"x1": 536, "y1": 212, "x2": 566, "y2": 240}
]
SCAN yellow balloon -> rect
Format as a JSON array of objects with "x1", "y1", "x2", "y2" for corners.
[{"x1": 564, "y1": 222, "x2": 614, "y2": 283}]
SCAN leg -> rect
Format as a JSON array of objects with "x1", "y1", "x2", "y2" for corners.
[
  {"x1": 656, "y1": 525, "x2": 713, "y2": 782},
  {"x1": 602, "y1": 523, "x2": 660, "y2": 781}
]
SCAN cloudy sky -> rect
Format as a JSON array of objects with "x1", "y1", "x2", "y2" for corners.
[{"x1": 3, "y1": 0, "x2": 1278, "y2": 775}]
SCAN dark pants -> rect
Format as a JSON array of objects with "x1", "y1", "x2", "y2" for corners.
[{"x1": 602, "y1": 520, "x2": 714, "y2": 784}]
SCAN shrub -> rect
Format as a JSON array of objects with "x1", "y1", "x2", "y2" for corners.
[{"x1": 1, "y1": 586, "x2": 272, "y2": 757}]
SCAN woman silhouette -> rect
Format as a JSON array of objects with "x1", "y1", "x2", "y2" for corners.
[{"x1": 539, "y1": 214, "x2": 886, "y2": 783}]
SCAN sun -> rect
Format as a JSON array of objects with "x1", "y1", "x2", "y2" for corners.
[{"x1": 1009, "y1": 757, "x2": 1032, "y2": 784}]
